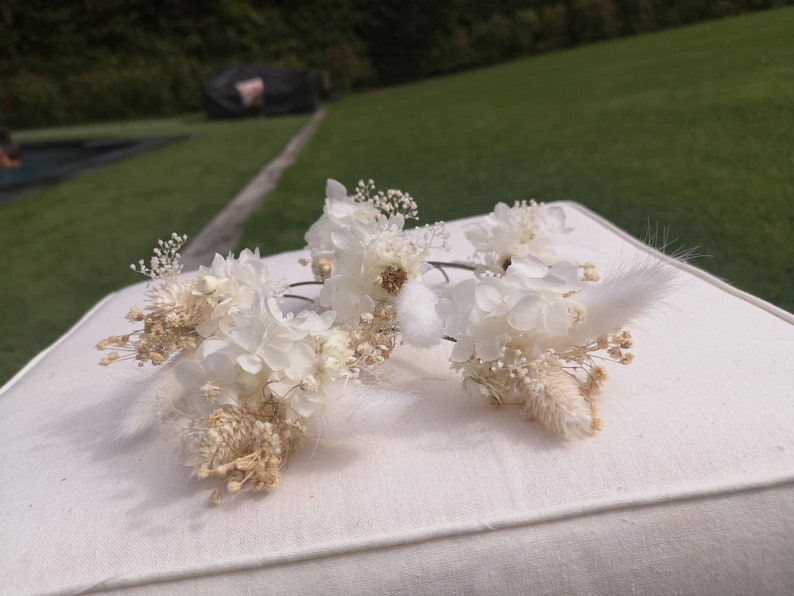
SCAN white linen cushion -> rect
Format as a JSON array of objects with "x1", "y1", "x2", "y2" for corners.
[{"x1": 2, "y1": 202, "x2": 792, "y2": 594}]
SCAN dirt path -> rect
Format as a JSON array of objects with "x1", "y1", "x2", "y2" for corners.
[{"x1": 181, "y1": 108, "x2": 325, "y2": 270}]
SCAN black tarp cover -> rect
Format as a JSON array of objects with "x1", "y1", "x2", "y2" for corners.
[{"x1": 203, "y1": 64, "x2": 320, "y2": 119}]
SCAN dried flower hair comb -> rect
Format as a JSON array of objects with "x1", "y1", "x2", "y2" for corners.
[{"x1": 98, "y1": 179, "x2": 675, "y2": 502}]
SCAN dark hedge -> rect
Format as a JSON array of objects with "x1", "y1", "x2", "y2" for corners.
[{"x1": 0, "y1": 0, "x2": 790, "y2": 127}]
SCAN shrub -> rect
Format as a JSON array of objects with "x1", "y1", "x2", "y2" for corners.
[
  {"x1": 472, "y1": 13, "x2": 516, "y2": 65},
  {"x1": 427, "y1": 26, "x2": 477, "y2": 74},
  {"x1": 166, "y1": 58, "x2": 206, "y2": 113},
  {"x1": 0, "y1": 72, "x2": 66, "y2": 128},
  {"x1": 571, "y1": 0, "x2": 623, "y2": 42},
  {"x1": 661, "y1": 0, "x2": 731, "y2": 26},
  {"x1": 64, "y1": 64, "x2": 178, "y2": 122},
  {"x1": 536, "y1": 3, "x2": 572, "y2": 52},
  {"x1": 324, "y1": 42, "x2": 374, "y2": 92},
  {"x1": 360, "y1": 0, "x2": 441, "y2": 85},
  {"x1": 617, "y1": 0, "x2": 663, "y2": 34},
  {"x1": 514, "y1": 8, "x2": 541, "y2": 55}
]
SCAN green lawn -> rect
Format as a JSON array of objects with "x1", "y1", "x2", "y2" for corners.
[
  {"x1": 0, "y1": 115, "x2": 308, "y2": 386},
  {"x1": 238, "y1": 7, "x2": 794, "y2": 315},
  {"x1": 2, "y1": 7, "x2": 792, "y2": 387}
]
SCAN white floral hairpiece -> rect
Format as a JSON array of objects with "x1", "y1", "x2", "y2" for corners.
[{"x1": 98, "y1": 179, "x2": 675, "y2": 503}]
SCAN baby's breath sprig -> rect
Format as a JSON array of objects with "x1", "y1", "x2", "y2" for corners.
[
  {"x1": 130, "y1": 232, "x2": 188, "y2": 280},
  {"x1": 353, "y1": 179, "x2": 419, "y2": 220}
]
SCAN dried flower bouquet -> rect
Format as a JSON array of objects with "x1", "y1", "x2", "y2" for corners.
[{"x1": 99, "y1": 179, "x2": 675, "y2": 502}]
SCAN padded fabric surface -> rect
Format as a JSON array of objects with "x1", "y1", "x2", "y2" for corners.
[{"x1": 2, "y1": 202, "x2": 792, "y2": 595}]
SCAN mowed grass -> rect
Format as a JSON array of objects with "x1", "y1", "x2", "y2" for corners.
[
  {"x1": 238, "y1": 8, "x2": 794, "y2": 315},
  {"x1": 0, "y1": 115, "x2": 308, "y2": 385}
]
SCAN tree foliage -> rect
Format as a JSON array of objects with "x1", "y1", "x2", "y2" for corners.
[{"x1": 0, "y1": 0, "x2": 789, "y2": 127}]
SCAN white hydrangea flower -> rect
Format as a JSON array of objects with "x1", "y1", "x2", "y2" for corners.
[
  {"x1": 174, "y1": 339, "x2": 242, "y2": 404},
  {"x1": 304, "y1": 179, "x2": 383, "y2": 281},
  {"x1": 223, "y1": 297, "x2": 355, "y2": 417},
  {"x1": 192, "y1": 248, "x2": 286, "y2": 339},
  {"x1": 307, "y1": 179, "x2": 448, "y2": 324},
  {"x1": 464, "y1": 200, "x2": 569, "y2": 270},
  {"x1": 170, "y1": 285, "x2": 357, "y2": 420},
  {"x1": 437, "y1": 256, "x2": 583, "y2": 363}
]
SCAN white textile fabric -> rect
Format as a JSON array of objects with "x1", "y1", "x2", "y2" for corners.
[{"x1": 1, "y1": 202, "x2": 792, "y2": 595}]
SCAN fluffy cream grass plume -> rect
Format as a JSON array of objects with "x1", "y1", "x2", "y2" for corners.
[
  {"x1": 116, "y1": 362, "x2": 185, "y2": 440},
  {"x1": 567, "y1": 258, "x2": 679, "y2": 345},
  {"x1": 395, "y1": 281, "x2": 444, "y2": 348},
  {"x1": 305, "y1": 382, "x2": 417, "y2": 441},
  {"x1": 522, "y1": 357, "x2": 598, "y2": 439}
]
